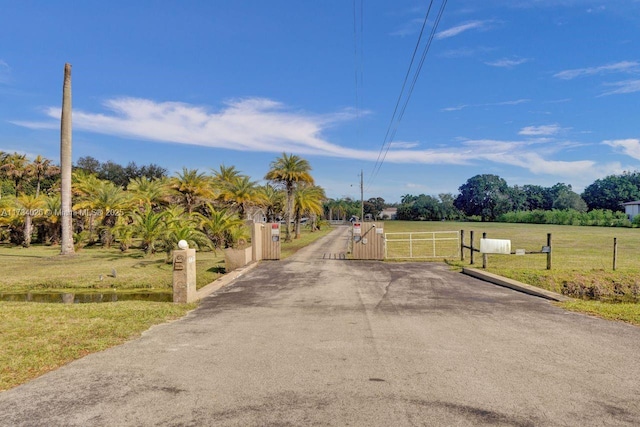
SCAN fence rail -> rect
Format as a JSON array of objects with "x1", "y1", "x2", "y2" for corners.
[{"x1": 385, "y1": 231, "x2": 460, "y2": 259}]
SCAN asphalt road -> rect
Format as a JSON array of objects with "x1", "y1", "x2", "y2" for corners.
[{"x1": 1, "y1": 226, "x2": 640, "y2": 426}]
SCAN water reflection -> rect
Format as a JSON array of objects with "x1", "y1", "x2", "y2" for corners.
[{"x1": 0, "y1": 291, "x2": 173, "y2": 303}]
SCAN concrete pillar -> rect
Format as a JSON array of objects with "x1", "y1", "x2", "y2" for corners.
[{"x1": 172, "y1": 248, "x2": 197, "y2": 303}]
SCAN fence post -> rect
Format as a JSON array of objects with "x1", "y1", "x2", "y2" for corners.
[
  {"x1": 470, "y1": 230, "x2": 475, "y2": 265},
  {"x1": 546, "y1": 233, "x2": 552, "y2": 270},
  {"x1": 482, "y1": 232, "x2": 488, "y2": 269},
  {"x1": 460, "y1": 230, "x2": 465, "y2": 261},
  {"x1": 613, "y1": 237, "x2": 618, "y2": 271}
]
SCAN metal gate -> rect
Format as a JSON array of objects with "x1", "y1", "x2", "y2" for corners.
[
  {"x1": 350, "y1": 222, "x2": 385, "y2": 260},
  {"x1": 384, "y1": 231, "x2": 460, "y2": 259}
]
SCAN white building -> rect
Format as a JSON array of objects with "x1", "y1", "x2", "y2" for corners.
[
  {"x1": 378, "y1": 207, "x2": 397, "y2": 220},
  {"x1": 622, "y1": 201, "x2": 640, "y2": 221}
]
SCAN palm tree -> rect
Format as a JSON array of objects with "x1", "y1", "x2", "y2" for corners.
[
  {"x1": 293, "y1": 184, "x2": 326, "y2": 238},
  {"x1": 38, "y1": 194, "x2": 61, "y2": 244},
  {"x1": 222, "y1": 175, "x2": 260, "y2": 219},
  {"x1": 73, "y1": 179, "x2": 133, "y2": 247},
  {"x1": 257, "y1": 184, "x2": 285, "y2": 222},
  {"x1": 27, "y1": 155, "x2": 59, "y2": 198},
  {"x1": 127, "y1": 176, "x2": 170, "y2": 208},
  {"x1": 60, "y1": 63, "x2": 74, "y2": 255},
  {"x1": 130, "y1": 205, "x2": 169, "y2": 254},
  {"x1": 0, "y1": 153, "x2": 29, "y2": 196},
  {"x1": 196, "y1": 203, "x2": 245, "y2": 251},
  {"x1": 169, "y1": 168, "x2": 215, "y2": 214},
  {"x1": 112, "y1": 216, "x2": 135, "y2": 252},
  {"x1": 15, "y1": 194, "x2": 44, "y2": 247},
  {"x1": 162, "y1": 211, "x2": 209, "y2": 261},
  {"x1": 264, "y1": 153, "x2": 314, "y2": 242},
  {"x1": 211, "y1": 164, "x2": 241, "y2": 188}
]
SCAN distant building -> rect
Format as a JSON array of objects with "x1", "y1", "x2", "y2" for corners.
[
  {"x1": 622, "y1": 201, "x2": 640, "y2": 221},
  {"x1": 378, "y1": 207, "x2": 397, "y2": 220}
]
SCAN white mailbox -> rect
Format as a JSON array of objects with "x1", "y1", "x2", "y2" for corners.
[{"x1": 480, "y1": 238, "x2": 511, "y2": 254}]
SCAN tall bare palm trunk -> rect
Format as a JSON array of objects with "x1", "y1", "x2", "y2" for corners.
[
  {"x1": 23, "y1": 214, "x2": 33, "y2": 247},
  {"x1": 60, "y1": 63, "x2": 75, "y2": 255}
]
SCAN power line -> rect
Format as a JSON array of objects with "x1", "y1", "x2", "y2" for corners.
[{"x1": 367, "y1": 0, "x2": 448, "y2": 191}]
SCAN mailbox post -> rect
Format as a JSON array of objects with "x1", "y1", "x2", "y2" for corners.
[{"x1": 173, "y1": 241, "x2": 197, "y2": 303}]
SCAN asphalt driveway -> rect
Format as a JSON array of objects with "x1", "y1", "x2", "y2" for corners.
[{"x1": 1, "y1": 226, "x2": 639, "y2": 426}]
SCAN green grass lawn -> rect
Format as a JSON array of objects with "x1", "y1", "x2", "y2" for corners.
[
  {"x1": 0, "y1": 245, "x2": 226, "y2": 293},
  {"x1": 0, "y1": 301, "x2": 196, "y2": 391}
]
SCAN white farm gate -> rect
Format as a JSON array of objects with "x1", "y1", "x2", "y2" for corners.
[{"x1": 384, "y1": 231, "x2": 460, "y2": 260}]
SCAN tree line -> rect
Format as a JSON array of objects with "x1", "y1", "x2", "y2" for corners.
[
  {"x1": 396, "y1": 173, "x2": 640, "y2": 225},
  {"x1": 0, "y1": 151, "x2": 325, "y2": 253}
]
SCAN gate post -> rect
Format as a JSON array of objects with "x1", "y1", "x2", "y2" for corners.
[
  {"x1": 482, "y1": 232, "x2": 488, "y2": 269},
  {"x1": 546, "y1": 233, "x2": 552, "y2": 270},
  {"x1": 470, "y1": 230, "x2": 475, "y2": 265},
  {"x1": 460, "y1": 230, "x2": 465, "y2": 261},
  {"x1": 173, "y1": 241, "x2": 197, "y2": 303}
]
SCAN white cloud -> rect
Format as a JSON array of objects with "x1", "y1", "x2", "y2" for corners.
[
  {"x1": 603, "y1": 138, "x2": 640, "y2": 159},
  {"x1": 440, "y1": 46, "x2": 497, "y2": 58},
  {"x1": 518, "y1": 124, "x2": 562, "y2": 136},
  {"x1": 390, "y1": 18, "x2": 425, "y2": 37},
  {"x1": 441, "y1": 98, "x2": 529, "y2": 112},
  {"x1": 405, "y1": 182, "x2": 426, "y2": 189},
  {"x1": 389, "y1": 141, "x2": 420, "y2": 149},
  {"x1": 441, "y1": 105, "x2": 468, "y2": 112},
  {"x1": 13, "y1": 96, "x2": 605, "y2": 181},
  {"x1": 495, "y1": 99, "x2": 530, "y2": 106},
  {"x1": 485, "y1": 58, "x2": 529, "y2": 68},
  {"x1": 435, "y1": 21, "x2": 488, "y2": 39},
  {"x1": 586, "y1": 6, "x2": 606, "y2": 13},
  {"x1": 600, "y1": 79, "x2": 640, "y2": 96},
  {"x1": 553, "y1": 60, "x2": 639, "y2": 80},
  {"x1": 0, "y1": 60, "x2": 10, "y2": 84}
]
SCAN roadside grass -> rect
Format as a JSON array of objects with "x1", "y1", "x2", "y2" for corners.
[
  {"x1": 0, "y1": 301, "x2": 196, "y2": 391},
  {"x1": 0, "y1": 244, "x2": 225, "y2": 293},
  {"x1": 280, "y1": 226, "x2": 333, "y2": 259},
  {"x1": 558, "y1": 300, "x2": 640, "y2": 326},
  {"x1": 383, "y1": 221, "x2": 640, "y2": 326}
]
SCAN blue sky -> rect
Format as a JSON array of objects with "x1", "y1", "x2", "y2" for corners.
[{"x1": 2, "y1": 0, "x2": 640, "y2": 203}]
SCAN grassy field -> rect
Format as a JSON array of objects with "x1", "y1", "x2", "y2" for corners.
[
  {"x1": 382, "y1": 221, "x2": 640, "y2": 270},
  {"x1": 0, "y1": 301, "x2": 196, "y2": 391},
  {"x1": 0, "y1": 245, "x2": 225, "y2": 293},
  {"x1": 0, "y1": 226, "x2": 333, "y2": 294},
  {"x1": 382, "y1": 221, "x2": 640, "y2": 325}
]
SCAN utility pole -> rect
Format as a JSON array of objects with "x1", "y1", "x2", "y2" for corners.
[{"x1": 360, "y1": 169, "x2": 364, "y2": 221}]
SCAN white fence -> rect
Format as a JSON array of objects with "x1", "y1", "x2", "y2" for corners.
[{"x1": 385, "y1": 231, "x2": 460, "y2": 259}]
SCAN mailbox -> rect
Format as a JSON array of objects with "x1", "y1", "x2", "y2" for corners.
[
  {"x1": 480, "y1": 238, "x2": 511, "y2": 254},
  {"x1": 173, "y1": 254, "x2": 185, "y2": 270}
]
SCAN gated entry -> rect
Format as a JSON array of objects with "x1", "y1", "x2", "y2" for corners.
[
  {"x1": 261, "y1": 223, "x2": 281, "y2": 260},
  {"x1": 384, "y1": 231, "x2": 460, "y2": 259},
  {"x1": 351, "y1": 222, "x2": 385, "y2": 260}
]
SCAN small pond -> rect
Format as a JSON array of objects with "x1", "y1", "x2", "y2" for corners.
[{"x1": 0, "y1": 291, "x2": 173, "y2": 303}]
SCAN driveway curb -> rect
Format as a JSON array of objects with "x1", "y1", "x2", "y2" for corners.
[
  {"x1": 194, "y1": 261, "x2": 260, "y2": 301},
  {"x1": 462, "y1": 267, "x2": 571, "y2": 302}
]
